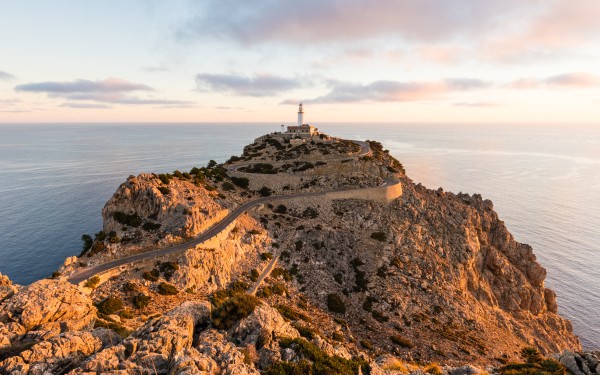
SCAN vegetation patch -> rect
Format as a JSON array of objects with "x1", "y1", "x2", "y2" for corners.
[
  {"x1": 83, "y1": 276, "x2": 100, "y2": 289},
  {"x1": 276, "y1": 304, "x2": 311, "y2": 322},
  {"x1": 327, "y1": 293, "x2": 346, "y2": 314},
  {"x1": 230, "y1": 176, "x2": 250, "y2": 189},
  {"x1": 212, "y1": 293, "x2": 261, "y2": 330},
  {"x1": 97, "y1": 297, "x2": 124, "y2": 315},
  {"x1": 498, "y1": 347, "x2": 565, "y2": 375},
  {"x1": 113, "y1": 211, "x2": 142, "y2": 227},
  {"x1": 142, "y1": 221, "x2": 161, "y2": 232},
  {"x1": 157, "y1": 282, "x2": 178, "y2": 295},
  {"x1": 271, "y1": 337, "x2": 368, "y2": 375},
  {"x1": 132, "y1": 294, "x2": 150, "y2": 309},
  {"x1": 390, "y1": 335, "x2": 414, "y2": 349},
  {"x1": 370, "y1": 231, "x2": 387, "y2": 242},
  {"x1": 157, "y1": 186, "x2": 170, "y2": 195}
]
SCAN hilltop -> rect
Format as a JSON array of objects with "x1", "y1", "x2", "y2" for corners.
[{"x1": 0, "y1": 132, "x2": 590, "y2": 374}]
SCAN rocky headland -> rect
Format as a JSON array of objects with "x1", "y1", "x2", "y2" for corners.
[{"x1": 0, "y1": 132, "x2": 595, "y2": 374}]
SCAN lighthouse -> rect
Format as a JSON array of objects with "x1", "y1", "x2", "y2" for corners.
[{"x1": 297, "y1": 103, "x2": 304, "y2": 126}]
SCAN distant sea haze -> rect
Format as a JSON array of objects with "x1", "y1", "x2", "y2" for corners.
[{"x1": 0, "y1": 123, "x2": 598, "y2": 349}]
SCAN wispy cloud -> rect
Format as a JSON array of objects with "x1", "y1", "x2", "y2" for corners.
[
  {"x1": 15, "y1": 78, "x2": 152, "y2": 94},
  {"x1": 180, "y1": 0, "x2": 526, "y2": 45},
  {"x1": 59, "y1": 102, "x2": 112, "y2": 109},
  {"x1": 195, "y1": 73, "x2": 303, "y2": 97},
  {"x1": 0, "y1": 70, "x2": 16, "y2": 81},
  {"x1": 300, "y1": 78, "x2": 490, "y2": 104},
  {"x1": 15, "y1": 77, "x2": 195, "y2": 107},
  {"x1": 509, "y1": 72, "x2": 600, "y2": 89}
]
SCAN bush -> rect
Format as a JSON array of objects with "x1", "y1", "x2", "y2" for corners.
[
  {"x1": 97, "y1": 297, "x2": 124, "y2": 315},
  {"x1": 276, "y1": 337, "x2": 367, "y2": 375},
  {"x1": 332, "y1": 332, "x2": 344, "y2": 342},
  {"x1": 390, "y1": 335, "x2": 414, "y2": 348},
  {"x1": 212, "y1": 294, "x2": 261, "y2": 330},
  {"x1": 370, "y1": 231, "x2": 387, "y2": 241},
  {"x1": 132, "y1": 294, "x2": 150, "y2": 309},
  {"x1": 360, "y1": 339, "x2": 373, "y2": 350},
  {"x1": 249, "y1": 269, "x2": 260, "y2": 282},
  {"x1": 50, "y1": 271, "x2": 61, "y2": 279},
  {"x1": 119, "y1": 310, "x2": 134, "y2": 319},
  {"x1": 222, "y1": 181, "x2": 236, "y2": 191},
  {"x1": 295, "y1": 324, "x2": 319, "y2": 339},
  {"x1": 84, "y1": 276, "x2": 100, "y2": 289},
  {"x1": 261, "y1": 252, "x2": 273, "y2": 261},
  {"x1": 424, "y1": 363, "x2": 444, "y2": 375},
  {"x1": 273, "y1": 204, "x2": 287, "y2": 214},
  {"x1": 327, "y1": 293, "x2": 346, "y2": 314},
  {"x1": 258, "y1": 186, "x2": 272, "y2": 197},
  {"x1": 142, "y1": 270, "x2": 159, "y2": 282},
  {"x1": 81, "y1": 234, "x2": 93, "y2": 253},
  {"x1": 276, "y1": 305, "x2": 311, "y2": 322},
  {"x1": 123, "y1": 281, "x2": 137, "y2": 292},
  {"x1": 142, "y1": 221, "x2": 161, "y2": 232},
  {"x1": 372, "y1": 310, "x2": 389, "y2": 323},
  {"x1": 158, "y1": 186, "x2": 170, "y2": 195},
  {"x1": 231, "y1": 177, "x2": 250, "y2": 189},
  {"x1": 113, "y1": 211, "x2": 142, "y2": 227},
  {"x1": 157, "y1": 282, "x2": 178, "y2": 295}
]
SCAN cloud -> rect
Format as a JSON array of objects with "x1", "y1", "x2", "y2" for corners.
[
  {"x1": 59, "y1": 103, "x2": 112, "y2": 109},
  {"x1": 195, "y1": 73, "x2": 303, "y2": 97},
  {"x1": 0, "y1": 70, "x2": 16, "y2": 81},
  {"x1": 509, "y1": 72, "x2": 600, "y2": 89},
  {"x1": 15, "y1": 77, "x2": 195, "y2": 106},
  {"x1": 15, "y1": 78, "x2": 152, "y2": 94},
  {"x1": 453, "y1": 102, "x2": 501, "y2": 107},
  {"x1": 301, "y1": 78, "x2": 490, "y2": 104},
  {"x1": 180, "y1": 0, "x2": 528, "y2": 45}
]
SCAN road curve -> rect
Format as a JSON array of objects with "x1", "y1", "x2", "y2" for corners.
[{"x1": 67, "y1": 140, "x2": 379, "y2": 285}]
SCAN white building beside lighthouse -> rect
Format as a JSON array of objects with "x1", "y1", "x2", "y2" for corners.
[{"x1": 286, "y1": 103, "x2": 318, "y2": 137}]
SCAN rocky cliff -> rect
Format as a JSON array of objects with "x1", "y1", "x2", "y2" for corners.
[{"x1": 1, "y1": 133, "x2": 590, "y2": 374}]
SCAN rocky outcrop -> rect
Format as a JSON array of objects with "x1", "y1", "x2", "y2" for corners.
[
  {"x1": 0, "y1": 279, "x2": 96, "y2": 349},
  {"x1": 102, "y1": 173, "x2": 227, "y2": 244},
  {"x1": 0, "y1": 273, "x2": 17, "y2": 305}
]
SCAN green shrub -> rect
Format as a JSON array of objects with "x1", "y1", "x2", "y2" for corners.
[
  {"x1": 390, "y1": 335, "x2": 414, "y2": 348},
  {"x1": 157, "y1": 186, "x2": 170, "y2": 195},
  {"x1": 157, "y1": 282, "x2": 178, "y2": 295},
  {"x1": 97, "y1": 297, "x2": 124, "y2": 315},
  {"x1": 132, "y1": 294, "x2": 150, "y2": 309},
  {"x1": 332, "y1": 332, "x2": 344, "y2": 342},
  {"x1": 372, "y1": 310, "x2": 389, "y2": 323},
  {"x1": 261, "y1": 252, "x2": 273, "y2": 261},
  {"x1": 273, "y1": 204, "x2": 287, "y2": 214},
  {"x1": 222, "y1": 181, "x2": 236, "y2": 191},
  {"x1": 276, "y1": 305, "x2": 311, "y2": 322},
  {"x1": 277, "y1": 337, "x2": 367, "y2": 375},
  {"x1": 50, "y1": 271, "x2": 61, "y2": 279},
  {"x1": 258, "y1": 186, "x2": 272, "y2": 197},
  {"x1": 118, "y1": 310, "x2": 134, "y2": 319},
  {"x1": 113, "y1": 211, "x2": 142, "y2": 227},
  {"x1": 84, "y1": 276, "x2": 100, "y2": 289},
  {"x1": 327, "y1": 293, "x2": 346, "y2": 314},
  {"x1": 81, "y1": 234, "x2": 93, "y2": 253},
  {"x1": 158, "y1": 173, "x2": 172, "y2": 184},
  {"x1": 250, "y1": 268, "x2": 260, "y2": 282},
  {"x1": 231, "y1": 177, "x2": 250, "y2": 189},
  {"x1": 142, "y1": 270, "x2": 159, "y2": 282},
  {"x1": 370, "y1": 231, "x2": 387, "y2": 241},
  {"x1": 123, "y1": 281, "x2": 137, "y2": 292},
  {"x1": 360, "y1": 339, "x2": 373, "y2": 350},
  {"x1": 212, "y1": 294, "x2": 261, "y2": 330},
  {"x1": 424, "y1": 363, "x2": 444, "y2": 375},
  {"x1": 142, "y1": 221, "x2": 161, "y2": 231}
]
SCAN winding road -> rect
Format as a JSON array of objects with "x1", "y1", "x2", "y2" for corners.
[{"x1": 67, "y1": 139, "x2": 392, "y2": 285}]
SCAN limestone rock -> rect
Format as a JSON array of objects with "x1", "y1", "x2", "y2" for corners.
[
  {"x1": 230, "y1": 303, "x2": 299, "y2": 348},
  {"x1": 0, "y1": 279, "x2": 95, "y2": 332}
]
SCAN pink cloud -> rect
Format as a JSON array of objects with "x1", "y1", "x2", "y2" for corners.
[{"x1": 508, "y1": 72, "x2": 600, "y2": 89}]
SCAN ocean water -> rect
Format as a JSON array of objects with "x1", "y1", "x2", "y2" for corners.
[{"x1": 0, "y1": 123, "x2": 598, "y2": 348}]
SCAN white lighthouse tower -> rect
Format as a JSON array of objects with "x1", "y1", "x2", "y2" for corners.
[{"x1": 297, "y1": 103, "x2": 304, "y2": 126}]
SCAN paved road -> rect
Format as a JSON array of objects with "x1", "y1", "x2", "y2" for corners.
[{"x1": 67, "y1": 140, "x2": 377, "y2": 285}]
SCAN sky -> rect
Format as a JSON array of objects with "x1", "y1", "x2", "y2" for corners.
[{"x1": 0, "y1": 0, "x2": 599, "y2": 123}]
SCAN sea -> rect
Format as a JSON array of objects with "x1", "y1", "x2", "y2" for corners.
[{"x1": 0, "y1": 123, "x2": 598, "y2": 349}]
